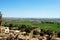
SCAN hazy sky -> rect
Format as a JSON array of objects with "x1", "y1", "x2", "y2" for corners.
[{"x1": 0, "y1": 0, "x2": 60, "y2": 18}]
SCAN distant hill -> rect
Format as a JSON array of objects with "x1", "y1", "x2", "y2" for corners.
[{"x1": 2, "y1": 17, "x2": 60, "y2": 22}]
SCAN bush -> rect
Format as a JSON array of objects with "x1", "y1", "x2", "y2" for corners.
[
  {"x1": 57, "y1": 32, "x2": 60, "y2": 38},
  {"x1": 33, "y1": 30, "x2": 40, "y2": 35}
]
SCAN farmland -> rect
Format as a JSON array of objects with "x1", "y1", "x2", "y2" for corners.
[{"x1": 2, "y1": 18, "x2": 60, "y2": 33}]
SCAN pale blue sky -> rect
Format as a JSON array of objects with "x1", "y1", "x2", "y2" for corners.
[{"x1": 0, "y1": 0, "x2": 60, "y2": 18}]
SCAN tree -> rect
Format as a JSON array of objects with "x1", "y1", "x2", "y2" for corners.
[
  {"x1": 9, "y1": 23, "x2": 13, "y2": 29},
  {"x1": 0, "y1": 11, "x2": 2, "y2": 26}
]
